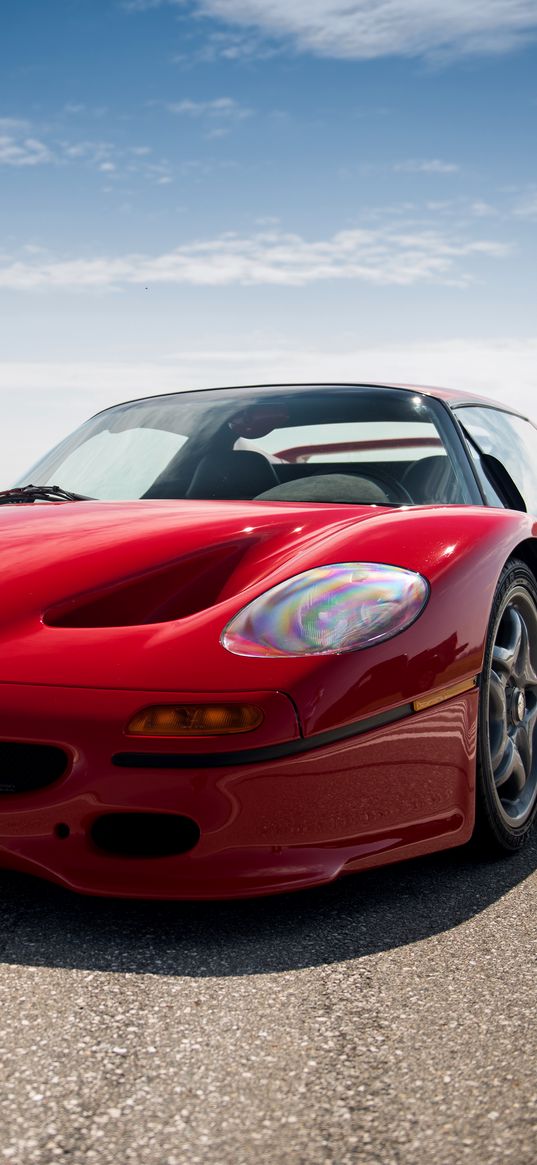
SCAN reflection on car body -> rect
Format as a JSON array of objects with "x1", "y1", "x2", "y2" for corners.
[{"x1": 1, "y1": 381, "x2": 537, "y2": 899}]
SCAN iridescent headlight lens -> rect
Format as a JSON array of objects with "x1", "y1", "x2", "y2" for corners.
[{"x1": 221, "y1": 563, "x2": 429, "y2": 657}]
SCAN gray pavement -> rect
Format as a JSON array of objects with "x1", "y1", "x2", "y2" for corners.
[{"x1": 1, "y1": 837, "x2": 536, "y2": 1164}]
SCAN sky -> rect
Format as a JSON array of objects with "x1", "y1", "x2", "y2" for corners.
[{"x1": 1, "y1": 0, "x2": 536, "y2": 481}]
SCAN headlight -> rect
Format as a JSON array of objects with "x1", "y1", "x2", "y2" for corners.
[{"x1": 221, "y1": 563, "x2": 429, "y2": 658}]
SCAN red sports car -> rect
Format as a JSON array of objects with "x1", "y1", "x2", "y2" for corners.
[{"x1": 1, "y1": 382, "x2": 537, "y2": 898}]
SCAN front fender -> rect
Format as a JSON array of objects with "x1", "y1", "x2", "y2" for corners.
[{"x1": 282, "y1": 506, "x2": 537, "y2": 736}]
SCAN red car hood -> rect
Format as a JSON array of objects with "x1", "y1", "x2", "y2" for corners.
[
  {"x1": 0, "y1": 498, "x2": 524, "y2": 738},
  {"x1": 0, "y1": 499, "x2": 394, "y2": 689}
]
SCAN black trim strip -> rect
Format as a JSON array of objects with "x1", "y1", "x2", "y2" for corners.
[{"x1": 112, "y1": 703, "x2": 413, "y2": 769}]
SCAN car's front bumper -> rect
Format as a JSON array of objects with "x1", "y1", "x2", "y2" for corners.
[{"x1": 0, "y1": 683, "x2": 478, "y2": 898}]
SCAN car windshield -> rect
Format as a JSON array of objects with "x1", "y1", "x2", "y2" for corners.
[{"x1": 17, "y1": 385, "x2": 474, "y2": 506}]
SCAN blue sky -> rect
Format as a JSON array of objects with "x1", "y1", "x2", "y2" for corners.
[{"x1": 1, "y1": 0, "x2": 537, "y2": 479}]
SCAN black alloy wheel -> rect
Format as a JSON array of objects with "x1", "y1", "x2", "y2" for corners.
[{"x1": 477, "y1": 559, "x2": 537, "y2": 852}]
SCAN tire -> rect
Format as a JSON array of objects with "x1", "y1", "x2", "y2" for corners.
[{"x1": 476, "y1": 559, "x2": 537, "y2": 854}]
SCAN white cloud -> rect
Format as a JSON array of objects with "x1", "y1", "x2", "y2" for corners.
[
  {"x1": 166, "y1": 96, "x2": 252, "y2": 120},
  {"x1": 0, "y1": 126, "x2": 116, "y2": 171},
  {"x1": 0, "y1": 117, "x2": 31, "y2": 132},
  {"x1": 0, "y1": 135, "x2": 54, "y2": 166},
  {"x1": 514, "y1": 191, "x2": 537, "y2": 219},
  {"x1": 1, "y1": 338, "x2": 536, "y2": 482},
  {"x1": 63, "y1": 103, "x2": 108, "y2": 118},
  {"x1": 172, "y1": 28, "x2": 275, "y2": 63},
  {"x1": 0, "y1": 122, "x2": 170, "y2": 184},
  {"x1": 0, "y1": 226, "x2": 510, "y2": 291},
  {"x1": 393, "y1": 159, "x2": 460, "y2": 174},
  {"x1": 128, "y1": 0, "x2": 537, "y2": 60},
  {"x1": 470, "y1": 200, "x2": 498, "y2": 218},
  {"x1": 61, "y1": 139, "x2": 123, "y2": 168},
  {"x1": 123, "y1": 0, "x2": 169, "y2": 8}
]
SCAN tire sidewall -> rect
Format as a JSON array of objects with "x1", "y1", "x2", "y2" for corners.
[{"x1": 476, "y1": 559, "x2": 537, "y2": 852}]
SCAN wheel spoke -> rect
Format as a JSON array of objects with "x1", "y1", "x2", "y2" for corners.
[
  {"x1": 493, "y1": 736, "x2": 524, "y2": 801},
  {"x1": 524, "y1": 699, "x2": 537, "y2": 739},
  {"x1": 494, "y1": 737, "x2": 521, "y2": 791},
  {"x1": 513, "y1": 614, "x2": 537, "y2": 687},
  {"x1": 515, "y1": 721, "x2": 533, "y2": 781},
  {"x1": 510, "y1": 751, "x2": 527, "y2": 797},
  {"x1": 489, "y1": 670, "x2": 507, "y2": 716},
  {"x1": 493, "y1": 609, "x2": 522, "y2": 680}
]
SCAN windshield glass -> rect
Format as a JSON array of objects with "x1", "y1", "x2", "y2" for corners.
[{"x1": 18, "y1": 385, "x2": 474, "y2": 506}]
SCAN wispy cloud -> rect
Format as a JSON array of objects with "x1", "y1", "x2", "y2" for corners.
[
  {"x1": 59, "y1": 137, "x2": 168, "y2": 180},
  {"x1": 2, "y1": 338, "x2": 537, "y2": 481},
  {"x1": 171, "y1": 28, "x2": 277, "y2": 64},
  {"x1": 514, "y1": 190, "x2": 537, "y2": 219},
  {"x1": 166, "y1": 97, "x2": 252, "y2": 120},
  {"x1": 62, "y1": 102, "x2": 108, "y2": 118},
  {"x1": 0, "y1": 104, "x2": 247, "y2": 179},
  {"x1": 164, "y1": 95, "x2": 253, "y2": 137},
  {"x1": 62, "y1": 138, "x2": 119, "y2": 166},
  {"x1": 0, "y1": 225, "x2": 510, "y2": 291},
  {"x1": 0, "y1": 119, "x2": 172, "y2": 184},
  {"x1": 393, "y1": 159, "x2": 460, "y2": 174},
  {"x1": 126, "y1": 0, "x2": 537, "y2": 60},
  {"x1": 0, "y1": 133, "x2": 55, "y2": 167},
  {"x1": 0, "y1": 117, "x2": 32, "y2": 132},
  {"x1": 123, "y1": 0, "x2": 170, "y2": 8},
  {"x1": 469, "y1": 200, "x2": 498, "y2": 217}
]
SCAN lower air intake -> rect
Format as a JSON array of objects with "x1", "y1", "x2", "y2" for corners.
[
  {"x1": 0, "y1": 742, "x2": 69, "y2": 793},
  {"x1": 91, "y1": 813, "x2": 200, "y2": 858}
]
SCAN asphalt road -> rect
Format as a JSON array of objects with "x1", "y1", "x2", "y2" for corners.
[{"x1": 1, "y1": 836, "x2": 536, "y2": 1165}]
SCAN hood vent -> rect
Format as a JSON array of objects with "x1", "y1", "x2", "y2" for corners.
[{"x1": 44, "y1": 541, "x2": 248, "y2": 628}]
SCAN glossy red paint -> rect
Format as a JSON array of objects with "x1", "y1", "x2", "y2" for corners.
[
  {"x1": 0, "y1": 681, "x2": 476, "y2": 898},
  {"x1": 0, "y1": 500, "x2": 533, "y2": 733},
  {"x1": 1, "y1": 422, "x2": 536, "y2": 897}
]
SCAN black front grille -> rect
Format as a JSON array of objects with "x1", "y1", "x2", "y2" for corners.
[{"x1": 0, "y1": 742, "x2": 69, "y2": 794}]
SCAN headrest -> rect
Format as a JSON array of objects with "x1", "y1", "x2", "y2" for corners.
[
  {"x1": 255, "y1": 474, "x2": 390, "y2": 504},
  {"x1": 187, "y1": 450, "x2": 279, "y2": 499}
]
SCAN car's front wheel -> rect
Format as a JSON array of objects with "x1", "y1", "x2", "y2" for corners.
[{"x1": 476, "y1": 559, "x2": 537, "y2": 852}]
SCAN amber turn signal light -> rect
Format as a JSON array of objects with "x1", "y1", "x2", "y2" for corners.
[{"x1": 126, "y1": 703, "x2": 264, "y2": 736}]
